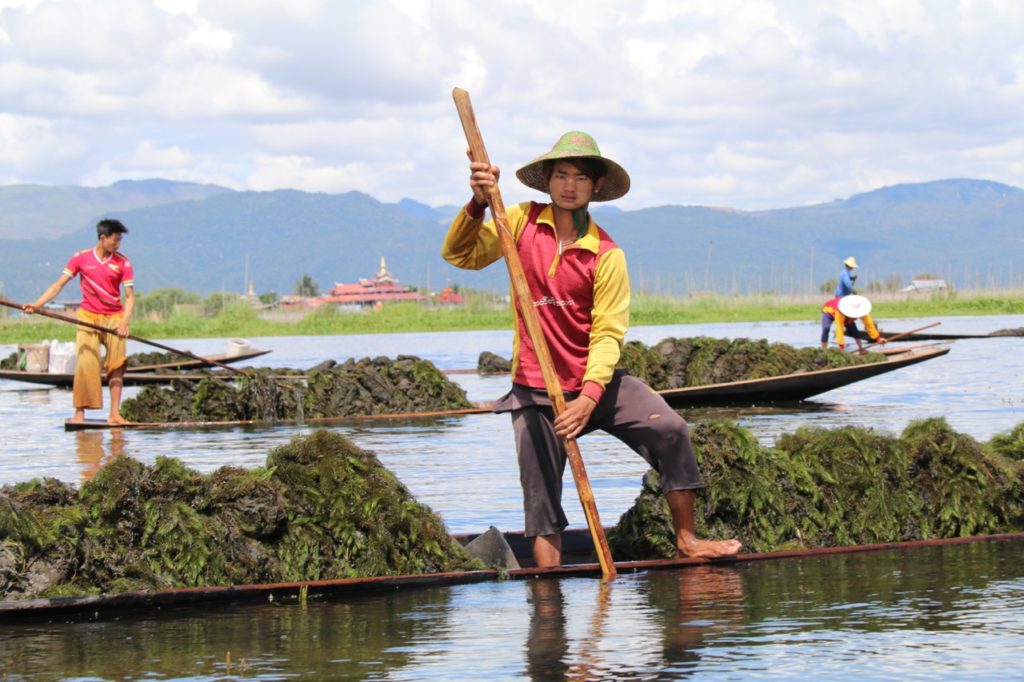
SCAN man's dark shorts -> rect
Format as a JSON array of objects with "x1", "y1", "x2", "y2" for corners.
[{"x1": 493, "y1": 371, "x2": 704, "y2": 538}]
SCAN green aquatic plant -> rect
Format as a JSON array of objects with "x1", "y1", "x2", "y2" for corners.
[
  {"x1": 775, "y1": 425, "x2": 921, "y2": 546},
  {"x1": 610, "y1": 419, "x2": 1024, "y2": 560},
  {"x1": 121, "y1": 355, "x2": 473, "y2": 423},
  {"x1": 902, "y1": 418, "x2": 1020, "y2": 538},
  {"x1": 618, "y1": 336, "x2": 883, "y2": 390},
  {"x1": 607, "y1": 470, "x2": 677, "y2": 559},
  {"x1": 267, "y1": 430, "x2": 477, "y2": 579},
  {"x1": 692, "y1": 421, "x2": 807, "y2": 552},
  {"x1": 989, "y1": 423, "x2": 1024, "y2": 462},
  {"x1": 0, "y1": 430, "x2": 481, "y2": 600}
]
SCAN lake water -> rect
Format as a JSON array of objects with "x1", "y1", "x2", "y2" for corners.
[{"x1": 1, "y1": 315, "x2": 1023, "y2": 679}]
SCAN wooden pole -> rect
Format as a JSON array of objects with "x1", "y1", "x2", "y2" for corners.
[
  {"x1": 871, "y1": 321, "x2": 941, "y2": 345},
  {"x1": 452, "y1": 88, "x2": 616, "y2": 580},
  {"x1": 0, "y1": 298, "x2": 247, "y2": 376}
]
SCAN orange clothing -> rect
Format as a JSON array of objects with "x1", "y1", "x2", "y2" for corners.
[
  {"x1": 822, "y1": 296, "x2": 880, "y2": 347},
  {"x1": 73, "y1": 309, "x2": 127, "y2": 409}
]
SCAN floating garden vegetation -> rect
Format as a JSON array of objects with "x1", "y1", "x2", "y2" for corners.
[
  {"x1": 477, "y1": 351, "x2": 512, "y2": 374},
  {"x1": 617, "y1": 336, "x2": 884, "y2": 390},
  {"x1": 121, "y1": 355, "x2": 473, "y2": 423},
  {"x1": 481, "y1": 336, "x2": 884, "y2": 390},
  {"x1": 3, "y1": 419, "x2": 1022, "y2": 599},
  {"x1": 0, "y1": 430, "x2": 482, "y2": 600},
  {"x1": 609, "y1": 418, "x2": 1024, "y2": 559}
]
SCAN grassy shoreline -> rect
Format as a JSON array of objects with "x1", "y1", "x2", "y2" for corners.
[{"x1": 1, "y1": 291, "x2": 1021, "y2": 345}]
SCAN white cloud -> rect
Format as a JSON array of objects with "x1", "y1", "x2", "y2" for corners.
[
  {"x1": 120, "y1": 140, "x2": 192, "y2": 172},
  {"x1": 0, "y1": 0, "x2": 1022, "y2": 208},
  {"x1": 245, "y1": 154, "x2": 413, "y2": 195},
  {"x1": 0, "y1": 113, "x2": 86, "y2": 174}
]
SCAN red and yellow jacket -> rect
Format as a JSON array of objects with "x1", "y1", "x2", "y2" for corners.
[
  {"x1": 822, "y1": 296, "x2": 880, "y2": 347},
  {"x1": 442, "y1": 200, "x2": 629, "y2": 403}
]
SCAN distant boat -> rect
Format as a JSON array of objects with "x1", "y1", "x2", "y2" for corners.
[
  {"x1": 880, "y1": 327, "x2": 1023, "y2": 341},
  {"x1": 0, "y1": 348, "x2": 271, "y2": 388}
]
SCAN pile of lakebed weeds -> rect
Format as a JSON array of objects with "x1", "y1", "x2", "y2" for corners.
[
  {"x1": 0, "y1": 430, "x2": 483, "y2": 600},
  {"x1": 2, "y1": 419, "x2": 1022, "y2": 600},
  {"x1": 479, "y1": 336, "x2": 885, "y2": 388},
  {"x1": 121, "y1": 355, "x2": 473, "y2": 423},
  {"x1": 609, "y1": 418, "x2": 1024, "y2": 559},
  {"x1": 616, "y1": 336, "x2": 884, "y2": 389}
]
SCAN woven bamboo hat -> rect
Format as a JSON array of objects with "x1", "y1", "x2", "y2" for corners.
[
  {"x1": 837, "y1": 294, "x2": 871, "y2": 318},
  {"x1": 515, "y1": 131, "x2": 630, "y2": 202},
  {"x1": 843, "y1": 256, "x2": 859, "y2": 268}
]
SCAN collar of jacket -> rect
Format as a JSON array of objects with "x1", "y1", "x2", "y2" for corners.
[{"x1": 534, "y1": 203, "x2": 601, "y2": 254}]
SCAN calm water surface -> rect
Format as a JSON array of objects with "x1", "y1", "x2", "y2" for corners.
[{"x1": 0, "y1": 315, "x2": 1022, "y2": 679}]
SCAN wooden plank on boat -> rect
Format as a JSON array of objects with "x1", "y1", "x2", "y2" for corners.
[
  {"x1": 2, "y1": 528, "x2": 1021, "y2": 618},
  {"x1": 64, "y1": 403, "x2": 495, "y2": 431}
]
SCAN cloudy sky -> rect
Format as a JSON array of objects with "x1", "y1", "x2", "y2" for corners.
[{"x1": 1, "y1": 0, "x2": 1022, "y2": 210}]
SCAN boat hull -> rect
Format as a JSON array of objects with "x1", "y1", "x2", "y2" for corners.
[
  {"x1": 656, "y1": 347, "x2": 948, "y2": 407},
  {"x1": 2, "y1": 528, "x2": 1021, "y2": 618}
]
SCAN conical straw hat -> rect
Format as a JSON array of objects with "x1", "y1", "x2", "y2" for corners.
[
  {"x1": 515, "y1": 131, "x2": 630, "y2": 202},
  {"x1": 837, "y1": 294, "x2": 871, "y2": 318}
]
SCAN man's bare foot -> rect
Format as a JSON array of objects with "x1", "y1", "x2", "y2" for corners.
[
  {"x1": 67, "y1": 415, "x2": 85, "y2": 424},
  {"x1": 678, "y1": 537, "x2": 742, "y2": 560},
  {"x1": 107, "y1": 415, "x2": 131, "y2": 425}
]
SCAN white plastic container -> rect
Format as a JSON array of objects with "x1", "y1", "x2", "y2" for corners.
[
  {"x1": 226, "y1": 338, "x2": 251, "y2": 357},
  {"x1": 18, "y1": 343, "x2": 50, "y2": 372},
  {"x1": 48, "y1": 341, "x2": 77, "y2": 374}
]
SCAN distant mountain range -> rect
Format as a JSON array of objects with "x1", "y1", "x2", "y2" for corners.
[{"x1": 1, "y1": 178, "x2": 1021, "y2": 302}]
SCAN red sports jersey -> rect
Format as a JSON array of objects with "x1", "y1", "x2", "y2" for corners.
[{"x1": 62, "y1": 248, "x2": 135, "y2": 315}]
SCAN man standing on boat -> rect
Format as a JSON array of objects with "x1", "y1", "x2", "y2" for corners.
[
  {"x1": 821, "y1": 294, "x2": 885, "y2": 352},
  {"x1": 23, "y1": 219, "x2": 135, "y2": 425},
  {"x1": 835, "y1": 256, "x2": 858, "y2": 297},
  {"x1": 442, "y1": 132, "x2": 741, "y2": 567}
]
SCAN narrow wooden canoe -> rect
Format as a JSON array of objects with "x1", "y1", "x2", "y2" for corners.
[
  {"x1": 656, "y1": 346, "x2": 949, "y2": 408},
  {"x1": 880, "y1": 329, "x2": 1023, "y2": 341},
  {"x1": 61, "y1": 348, "x2": 949, "y2": 431},
  {"x1": 1, "y1": 527, "x2": 1021, "y2": 618},
  {"x1": 0, "y1": 349, "x2": 272, "y2": 387}
]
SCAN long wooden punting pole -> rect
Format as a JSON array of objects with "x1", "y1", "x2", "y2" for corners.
[
  {"x1": 872, "y1": 321, "x2": 941, "y2": 345},
  {"x1": 452, "y1": 87, "x2": 616, "y2": 580},
  {"x1": 0, "y1": 298, "x2": 247, "y2": 377}
]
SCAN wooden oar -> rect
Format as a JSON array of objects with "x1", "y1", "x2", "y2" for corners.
[
  {"x1": 0, "y1": 298, "x2": 247, "y2": 377},
  {"x1": 869, "y1": 321, "x2": 941, "y2": 345},
  {"x1": 452, "y1": 87, "x2": 617, "y2": 580}
]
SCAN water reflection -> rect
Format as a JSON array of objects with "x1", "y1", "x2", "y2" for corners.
[
  {"x1": 0, "y1": 542, "x2": 1021, "y2": 678},
  {"x1": 655, "y1": 565, "x2": 746, "y2": 674},
  {"x1": 74, "y1": 429, "x2": 125, "y2": 481},
  {"x1": 526, "y1": 580, "x2": 570, "y2": 679}
]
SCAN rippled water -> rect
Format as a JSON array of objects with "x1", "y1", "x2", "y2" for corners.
[
  {"x1": 1, "y1": 540, "x2": 1022, "y2": 680},
  {"x1": 1, "y1": 315, "x2": 1022, "y2": 679}
]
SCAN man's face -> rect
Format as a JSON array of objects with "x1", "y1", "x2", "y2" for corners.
[
  {"x1": 98, "y1": 232, "x2": 123, "y2": 254},
  {"x1": 547, "y1": 160, "x2": 605, "y2": 211}
]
